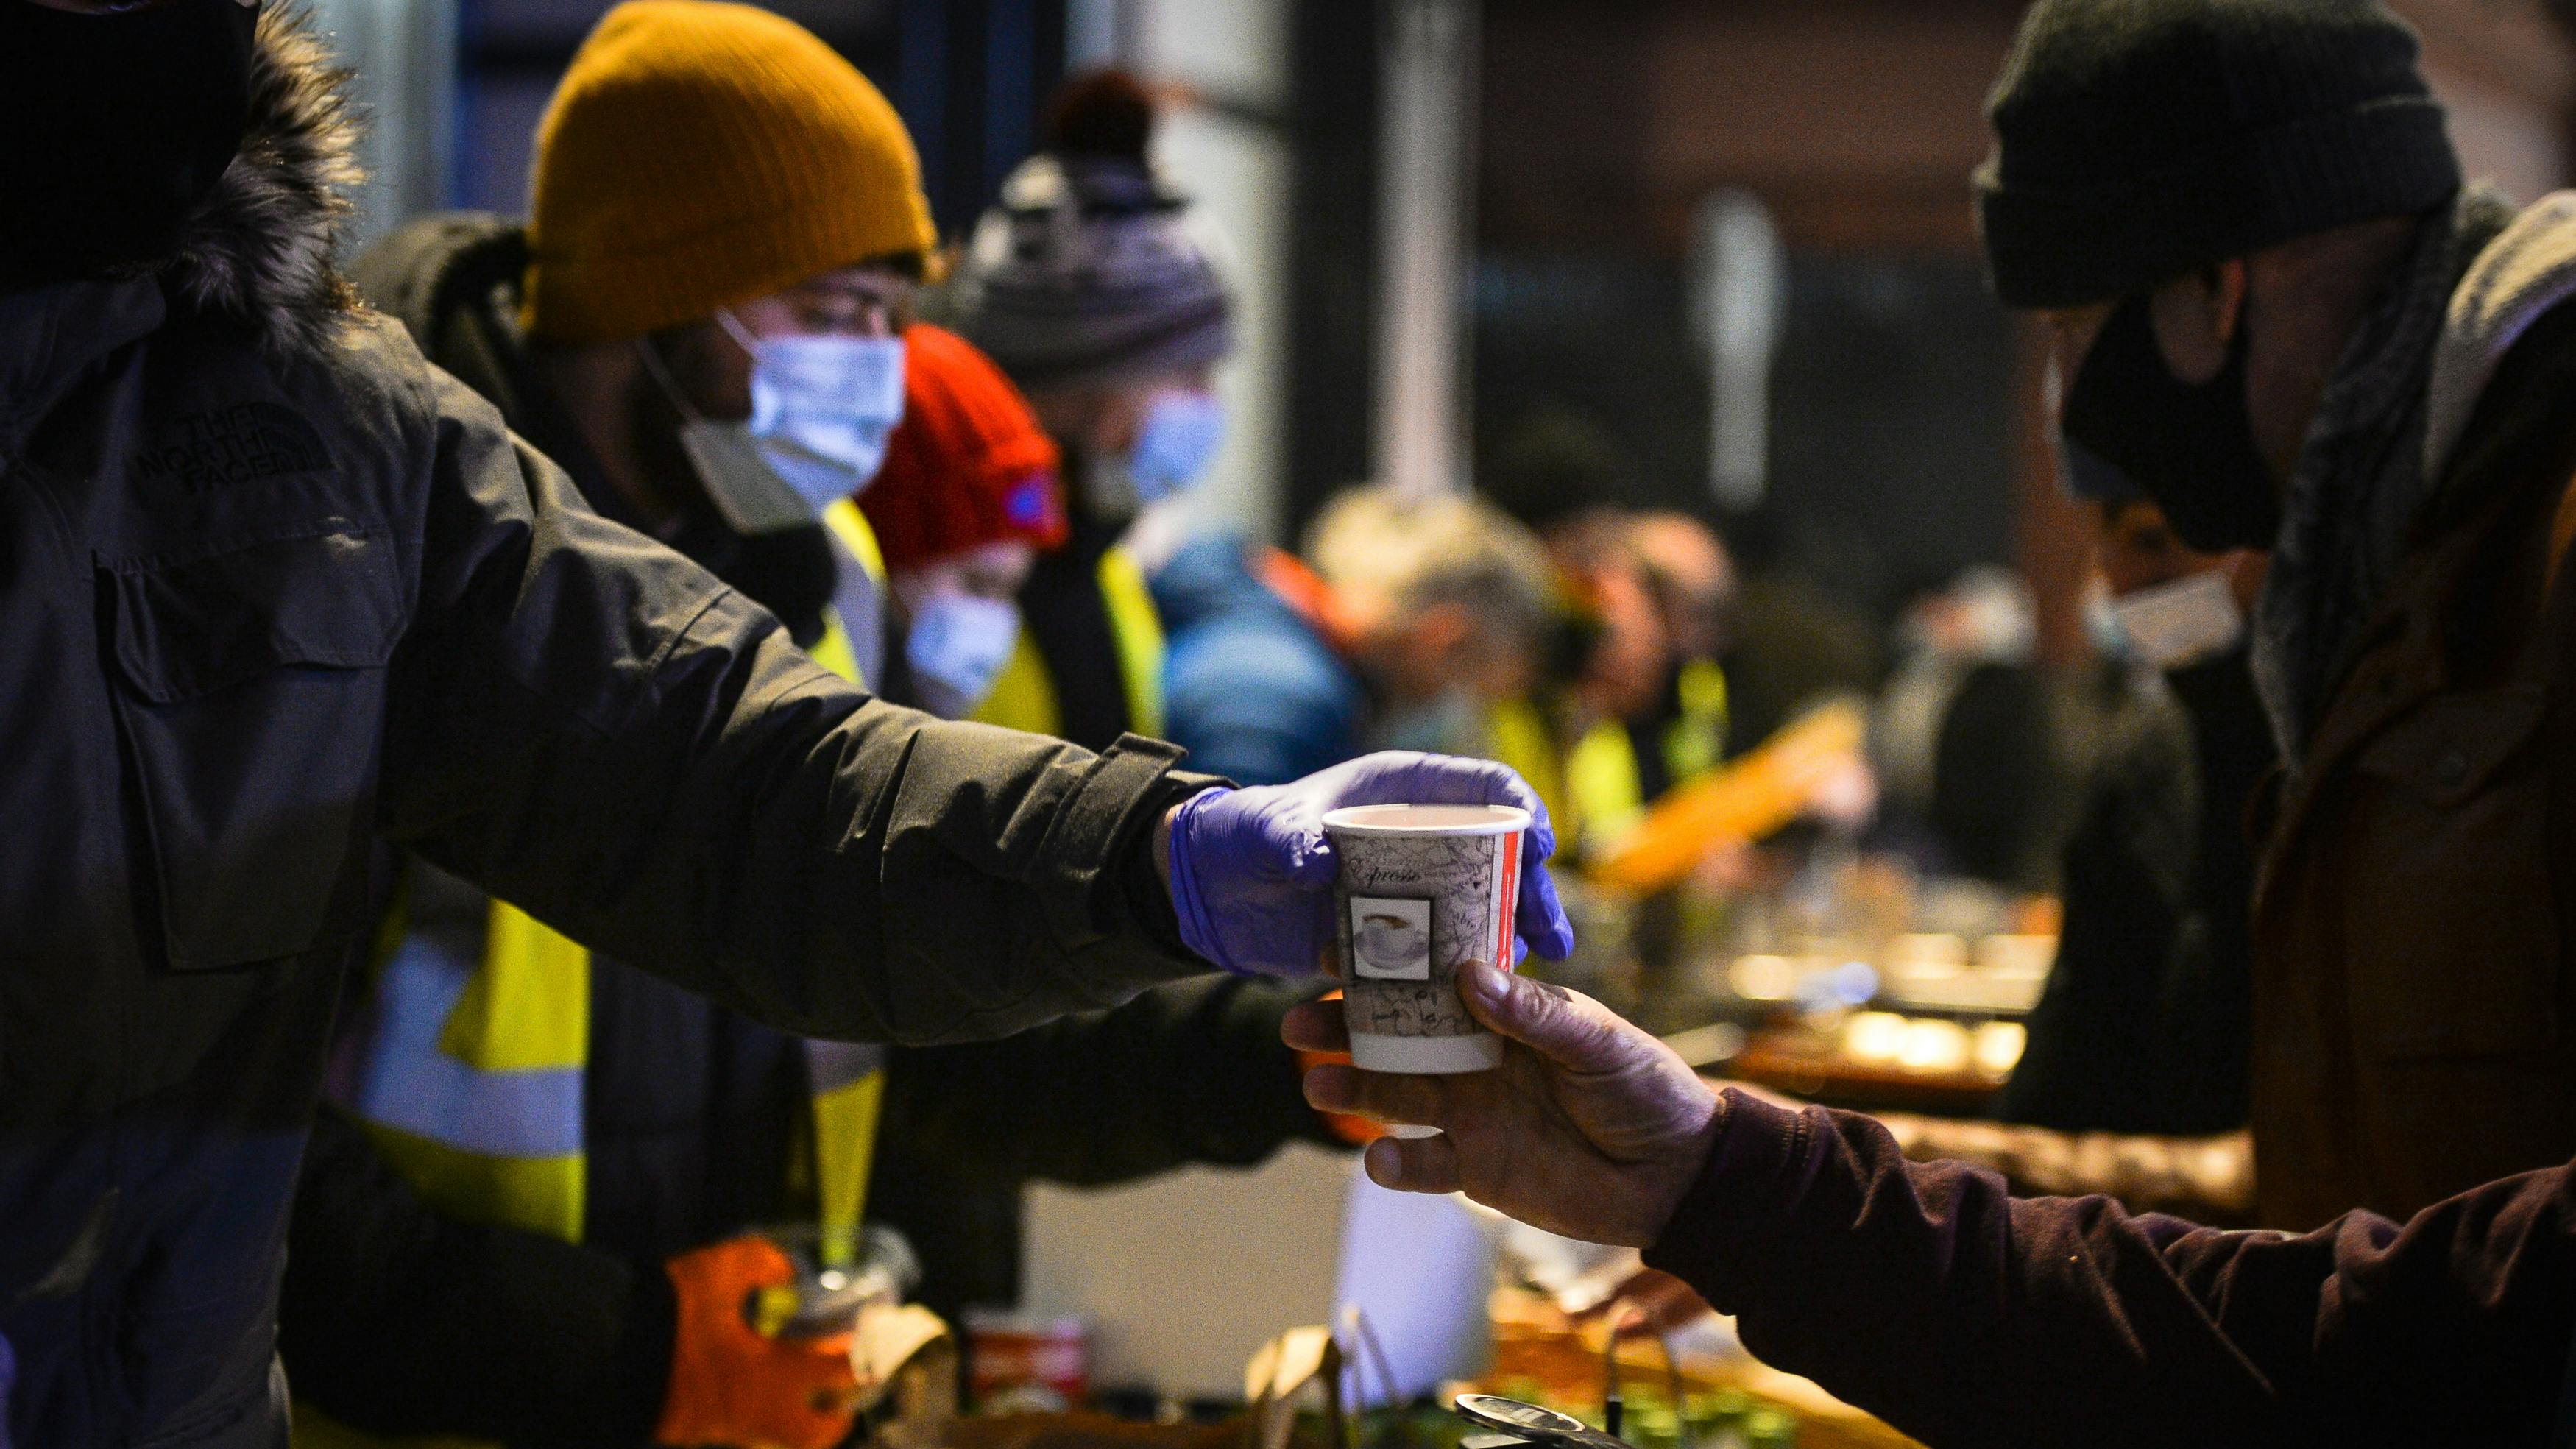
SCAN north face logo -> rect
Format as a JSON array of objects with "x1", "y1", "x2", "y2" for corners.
[{"x1": 135, "y1": 403, "x2": 330, "y2": 490}]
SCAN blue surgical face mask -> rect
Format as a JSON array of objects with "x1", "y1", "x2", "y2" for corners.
[
  {"x1": 1122, "y1": 389, "x2": 1225, "y2": 506},
  {"x1": 905, "y1": 592, "x2": 1023, "y2": 718},
  {"x1": 724, "y1": 311, "x2": 907, "y2": 510}
]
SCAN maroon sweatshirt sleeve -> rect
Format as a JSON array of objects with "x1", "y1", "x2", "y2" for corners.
[{"x1": 1640, "y1": 1090, "x2": 2576, "y2": 1448}]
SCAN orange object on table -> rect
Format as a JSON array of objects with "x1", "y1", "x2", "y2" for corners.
[
  {"x1": 1590, "y1": 703, "x2": 1867, "y2": 894},
  {"x1": 658, "y1": 1235, "x2": 860, "y2": 1449}
]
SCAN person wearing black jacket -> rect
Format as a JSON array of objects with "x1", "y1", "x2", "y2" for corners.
[{"x1": 0, "y1": 7, "x2": 1568, "y2": 1447}]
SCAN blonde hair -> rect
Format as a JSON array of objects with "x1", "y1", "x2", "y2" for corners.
[{"x1": 1304, "y1": 485, "x2": 1556, "y2": 646}]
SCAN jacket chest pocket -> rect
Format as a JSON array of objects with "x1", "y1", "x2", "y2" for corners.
[
  {"x1": 2338, "y1": 687, "x2": 2560, "y2": 1058},
  {"x1": 102, "y1": 525, "x2": 405, "y2": 970}
]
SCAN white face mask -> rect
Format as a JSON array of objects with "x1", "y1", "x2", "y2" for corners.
[
  {"x1": 2112, "y1": 568, "x2": 2244, "y2": 670},
  {"x1": 1089, "y1": 388, "x2": 1226, "y2": 522},
  {"x1": 644, "y1": 321, "x2": 906, "y2": 535},
  {"x1": 905, "y1": 592, "x2": 1022, "y2": 718},
  {"x1": 723, "y1": 311, "x2": 906, "y2": 510}
]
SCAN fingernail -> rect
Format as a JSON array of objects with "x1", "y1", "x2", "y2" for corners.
[{"x1": 1459, "y1": 959, "x2": 1504, "y2": 1005}]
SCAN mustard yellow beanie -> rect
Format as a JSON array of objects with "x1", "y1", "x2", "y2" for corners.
[{"x1": 523, "y1": 0, "x2": 936, "y2": 344}]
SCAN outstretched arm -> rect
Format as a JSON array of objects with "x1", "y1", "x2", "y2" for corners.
[
  {"x1": 1292, "y1": 964, "x2": 2576, "y2": 1448},
  {"x1": 383, "y1": 361, "x2": 1214, "y2": 1045},
  {"x1": 384, "y1": 360, "x2": 1572, "y2": 1045}
]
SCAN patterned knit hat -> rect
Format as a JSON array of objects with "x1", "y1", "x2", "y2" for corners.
[
  {"x1": 862, "y1": 324, "x2": 1069, "y2": 573},
  {"x1": 949, "y1": 71, "x2": 1233, "y2": 391}
]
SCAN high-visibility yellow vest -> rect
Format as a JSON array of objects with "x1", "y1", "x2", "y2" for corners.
[
  {"x1": 972, "y1": 545, "x2": 1165, "y2": 739},
  {"x1": 300, "y1": 509, "x2": 896, "y2": 1449},
  {"x1": 812, "y1": 497, "x2": 888, "y2": 689},
  {"x1": 1485, "y1": 660, "x2": 1730, "y2": 864},
  {"x1": 1483, "y1": 697, "x2": 1568, "y2": 841}
]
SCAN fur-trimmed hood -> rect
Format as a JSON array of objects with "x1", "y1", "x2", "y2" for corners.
[{"x1": 158, "y1": 6, "x2": 367, "y2": 356}]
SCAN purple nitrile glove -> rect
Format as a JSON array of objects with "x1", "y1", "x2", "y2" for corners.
[{"x1": 1164, "y1": 751, "x2": 1577, "y2": 978}]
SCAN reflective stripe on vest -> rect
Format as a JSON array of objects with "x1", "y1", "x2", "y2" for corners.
[
  {"x1": 972, "y1": 544, "x2": 1166, "y2": 739},
  {"x1": 349, "y1": 931, "x2": 587, "y2": 1240},
  {"x1": 1096, "y1": 546, "x2": 1166, "y2": 739}
]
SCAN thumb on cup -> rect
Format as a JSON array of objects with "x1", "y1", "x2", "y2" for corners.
[{"x1": 1457, "y1": 961, "x2": 1625, "y2": 1072}]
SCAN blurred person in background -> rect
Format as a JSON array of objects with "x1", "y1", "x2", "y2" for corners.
[
  {"x1": 1609, "y1": 512, "x2": 1745, "y2": 977},
  {"x1": 1551, "y1": 511, "x2": 1744, "y2": 865},
  {"x1": 283, "y1": 15, "x2": 1354, "y2": 1449},
  {"x1": 1630, "y1": 511, "x2": 1739, "y2": 786},
  {"x1": 1997, "y1": 481, "x2": 2271, "y2": 1137},
  {"x1": 1872, "y1": 567, "x2": 2070, "y2": 890},
  {"x1": 946, "y1": 71, "x2": 1231, "y2": 751},
  {"x1": 862, "y1": 322, "x2": 1064, "y2": 716},
  {"x1": 1478, "y1": 417, "x2": 1730, "y2": 863},
  {"x1": 1302, "y1": 485, "x2": 1560, "y2": 760},
  {"x1": 1531, "y1": 511, "x2": 1680, "y2": 862},
  {"x1": 1152, "y1": 528, "x2": 1368, "y2": 785}
]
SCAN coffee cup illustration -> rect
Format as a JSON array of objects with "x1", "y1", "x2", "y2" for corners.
[{"x1": 1354, "y1": 906, "x2": 1431, "y2": 979}]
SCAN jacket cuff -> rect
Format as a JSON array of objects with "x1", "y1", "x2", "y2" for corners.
[
  {"x1": 1640, "y1": 1088, "x2": 1816, "y2": 1294},
  {"x1": 1117, "y1": 793, "x2": 1195, "y2": 961},
  {"x1": 1035, "y1": 733, "x2": 1220, "y2": 949}
]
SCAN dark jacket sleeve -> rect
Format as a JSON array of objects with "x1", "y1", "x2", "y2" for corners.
[
  {"x1": 1641, "y1": 1091, "x2": 2576, "y2": 1448},
  {"x1": 277, "y1": 1105, "x2": 673, "y2": 1448},
  {"x1": 881, "y1": 977, "x2": 1342, "y2": 1189},
  {"x1": 377, "y1": 361, "x2": 1212, "y2": 1046}
]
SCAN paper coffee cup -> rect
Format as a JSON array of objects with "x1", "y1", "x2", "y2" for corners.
[{"x1": 1323, "y1": 803, "x2": 1528, "y2": 1077}]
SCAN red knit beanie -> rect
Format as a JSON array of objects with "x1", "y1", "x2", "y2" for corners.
[{"x1": 864, "y1": 324, "x2": 1069, "y2": 572}]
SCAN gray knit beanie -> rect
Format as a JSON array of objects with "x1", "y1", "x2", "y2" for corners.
[
  {"x1": 1976, "y1": 0, "x2": 2461, "y2": 309},
  {"x1": 951, "y1": 71, "x2": 1233, "y2": 392}
]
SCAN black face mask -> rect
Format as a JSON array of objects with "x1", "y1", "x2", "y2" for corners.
[
  {"x1": 0, "y1": 0, "x2": 260, "y2": 285},
  {"x1": 2059, "y1": 291, "x2": 2282, "y2": 553}
]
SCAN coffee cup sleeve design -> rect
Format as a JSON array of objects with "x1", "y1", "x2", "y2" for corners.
[{"x1": 1334, "y1": 832, "x2": 1515, "y2": 1041}]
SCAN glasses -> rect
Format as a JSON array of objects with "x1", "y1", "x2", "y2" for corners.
[{"x1": 771, "y1": 279, "x2": 914, "y2": 339}]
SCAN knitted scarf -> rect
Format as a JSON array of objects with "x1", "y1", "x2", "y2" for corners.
[{"x1": 2251, "y1": 186, "x2": 2519, "y2": 764}]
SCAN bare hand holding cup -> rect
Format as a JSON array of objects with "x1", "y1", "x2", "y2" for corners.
[{"x1": 1286, "y1": 960, "x2": 1723, "y2": 1248}]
